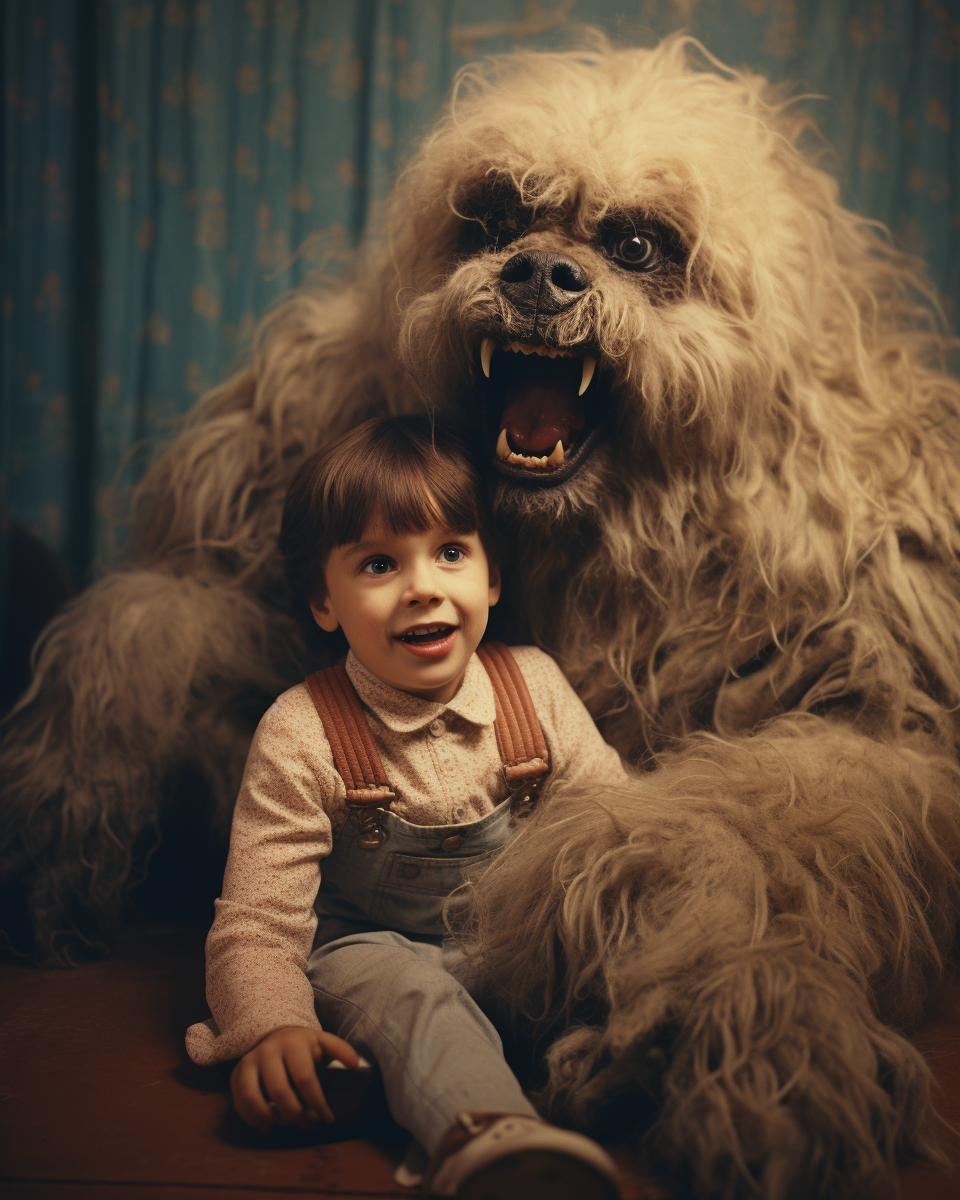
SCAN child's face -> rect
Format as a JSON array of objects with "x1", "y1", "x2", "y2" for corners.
[{"x1": 310, "y1": 522, "x2": 501, "y2": 704}]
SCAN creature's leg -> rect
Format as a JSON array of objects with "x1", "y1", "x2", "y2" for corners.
[
  {"x1": 306, "y1": 929, "x2": 537, "y2": 1154},
  {"x1": 458, "y1": 720, "x2": 960, "y2": 1199},
  {"x1": 0, "y1": 568, "x2": 304, "y2": 964}
]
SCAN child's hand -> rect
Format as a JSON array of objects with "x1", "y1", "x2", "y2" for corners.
[{"x1": 230, "y1": 1025, "x2": 361, "y2": 1132}]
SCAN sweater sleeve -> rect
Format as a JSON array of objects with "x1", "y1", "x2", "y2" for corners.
[
  {"x1": 185, "y1": 684, "x2": 342, "y2": 1066},
  {"x1": 509, "y1": 646, "x2": 633, "y2": 789}
]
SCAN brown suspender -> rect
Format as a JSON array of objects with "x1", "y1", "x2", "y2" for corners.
[
  {"x1": 475, "y1": 642, "x2": 549, "y2": 782},
  {"x1": 304, "y1": 643, "x2": 550, "y2": 812},
  {"x1": 305, "y1": 663, "x2": 396, "y2": 806}
]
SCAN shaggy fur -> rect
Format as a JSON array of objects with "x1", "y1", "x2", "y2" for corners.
[{"x1": 4, "y1": 32, "x2": 960, "y2": 1199}]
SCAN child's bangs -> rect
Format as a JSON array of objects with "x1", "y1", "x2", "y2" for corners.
[
  {"x1": 280, "y1": 415, "x2": 493, "y2": 604},
  {"x1": 368, "y1": 450, "x2": 481, "y2": 540}
]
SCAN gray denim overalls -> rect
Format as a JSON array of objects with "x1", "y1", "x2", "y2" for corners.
[
  {"x1": 301, "y1": 643, "x2": 550, "y2": 1156},
  {"x1": 304, "y1": 641, "x2": 550, "y2": 945}
]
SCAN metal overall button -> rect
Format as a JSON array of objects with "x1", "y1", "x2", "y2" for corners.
[
  {"x1": 401, "y1": 862, "x2": 421, "y2": 879},
  {"x1": 512, "y1": 786, "x2": 539, "y2": 819},
  {"x1": 357, "y1": 809, "x2": 387, "y2": 849},
  {"x1": 441, "y1": 834, "x2": 463, "y2": 852}
]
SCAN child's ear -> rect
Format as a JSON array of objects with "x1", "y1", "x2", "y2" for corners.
[
  {"x1": 487, "y1": 562, "x2": 502, "y2": 608},
  {"x1": 310, "y1": 595, "x2": 340, "y2": 633}
]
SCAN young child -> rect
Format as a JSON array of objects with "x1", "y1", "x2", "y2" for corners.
[{"x1": 186, "y1": 416, "x2": 629, "y2": 1199}]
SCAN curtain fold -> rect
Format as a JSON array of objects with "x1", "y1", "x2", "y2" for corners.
[
  {"x1": 2, "y1": 0, "x2": 98, "y2": 583},
  {"x1": 2, "y1": 0, "x2": 958, "y2": 580}
]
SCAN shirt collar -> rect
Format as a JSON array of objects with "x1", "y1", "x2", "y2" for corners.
[{"x1": 344, "y1": 650, "x2": 497, "y2": 733}]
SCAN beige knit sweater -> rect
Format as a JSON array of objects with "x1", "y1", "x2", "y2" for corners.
[{"x1": 185, "y1": 646, "x2": 629, "y2": 1065}]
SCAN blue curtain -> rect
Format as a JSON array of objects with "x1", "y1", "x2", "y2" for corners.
[{"x1": 3, "y1": 0, "x2": 959, "y2": 584}]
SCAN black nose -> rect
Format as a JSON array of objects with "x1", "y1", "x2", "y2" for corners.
[{"x1": 498, "y1": 250, "x2": 589, "y2": 316}]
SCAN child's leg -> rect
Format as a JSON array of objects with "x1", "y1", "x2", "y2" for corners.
[{"x1": 306, "y1": 928, "x2": 537, "y2": 1155}]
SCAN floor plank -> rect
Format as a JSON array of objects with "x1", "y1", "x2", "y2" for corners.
[
  {"x1": 0, "y1": 928, "x2": 408, "y2": 1197},
  {"x1": 899, "y1": 969, "x2": 960, "y2": 1200},
  {"x1": 2, "y1": 1185, "x2": 401, "y2": 1200}
]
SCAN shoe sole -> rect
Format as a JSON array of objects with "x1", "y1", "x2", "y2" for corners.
[{"x1": 454, "y1": 1149, "x2": 620, "y2": 1199}]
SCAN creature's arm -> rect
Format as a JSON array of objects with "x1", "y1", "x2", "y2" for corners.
[
  {"x1": 185, "y1": 684, "x2": 345, "y2": 1066},
  {"x1": 0, "y1": 284, "x2": 397, "y2": 965},
  {"x1": 462, "y1": 713, "x2": 960, "y2": 1194}
]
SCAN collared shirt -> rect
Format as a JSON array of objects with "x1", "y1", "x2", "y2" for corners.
[{"x1": 186, "y1": 645, "x2": 629, "y2": 1065}]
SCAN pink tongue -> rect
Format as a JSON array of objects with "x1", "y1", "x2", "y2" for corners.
[{"x1": 500, "y1": 386, "x2": 586, "y2": 454}]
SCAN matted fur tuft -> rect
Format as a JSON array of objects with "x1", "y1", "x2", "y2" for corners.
[
  {"x1": 3, "y1": 31, "x2": 960, "y2": 1198},
  {"x1": 453, "y1": 720, "x2": 960, "y2": 1196}
]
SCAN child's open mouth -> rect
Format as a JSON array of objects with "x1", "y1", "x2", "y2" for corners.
[{"x1": 396, "y1": 624, "x2": 459, "y2": 658}]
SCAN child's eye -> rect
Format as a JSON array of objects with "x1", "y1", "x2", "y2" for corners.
[
  {"x1": 362, "y1": 557, "x2": 394, "y2": 576},
  {"x1": 439, "y1": 546, "x2": 465, "y2": 564}
]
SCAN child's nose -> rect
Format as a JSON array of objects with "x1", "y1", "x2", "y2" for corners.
[{"x1": 403, "y1": 562, "x2": 443, "y2": 605}]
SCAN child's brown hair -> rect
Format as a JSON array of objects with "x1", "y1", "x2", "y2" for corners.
[{"x1": 280, "y1": 415, "x2": 494, "y2": 603}]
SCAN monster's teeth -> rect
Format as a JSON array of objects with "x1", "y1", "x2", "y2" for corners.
[
  {"x1": 579, "y1": 356, "x2": 596, "y2": 397},
  {"x1": 546, "y1": 440, "x2": 564, "y2": 467},
  {"x1": 480, "y1": 338, "x2": 495, "y2": 379},
  {"x1": 496, "y1": 428, "x2": 511, "y2": 460}
]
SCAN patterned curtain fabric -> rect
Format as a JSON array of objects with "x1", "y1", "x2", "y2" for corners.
[{"x1": 2, "y1": 0, "x2": 959, "y2": 584}]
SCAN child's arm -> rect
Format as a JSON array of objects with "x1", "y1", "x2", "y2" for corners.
[
  {"x1": 186, "y1": 686, "x2": 346, "y2": 1068},
  {"x1": 230, "y1": 1026, "x2": 360, "y2": 1131}
]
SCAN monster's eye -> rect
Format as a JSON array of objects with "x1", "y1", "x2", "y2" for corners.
[
  {"x1": 605, "y1": 231, "x2": 661, "y2": 271},
  {"x1": 486, "y1": 201, "x2": 528, "y2": 248},
  {"x1": 457, "y1": 185, "x2": 533, "y2": 254},
  {"x1": 475, "y1": 195, "x2": 531, "y2": 251},
  {"x1": 599, "y1": 217, "x2": 685, "y2": 276}
]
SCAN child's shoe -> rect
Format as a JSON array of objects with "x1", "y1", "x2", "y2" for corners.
[{"x1": 422, "y1": 1111, "x2": 620, "y2": 1199}]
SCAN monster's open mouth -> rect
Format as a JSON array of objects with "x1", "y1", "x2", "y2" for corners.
[{"x1": 476, "y1": 338, "x2": 608, "y2": 486}]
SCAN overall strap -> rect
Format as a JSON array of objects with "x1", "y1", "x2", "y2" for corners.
[
  {"x1": 304, "y1": 645, "x2": 550, "y2": 803},
  {"x1": 305, "y1": 664, "x2": 396, "y2": 806},
  {"x1": 476, "y1": 642, "x2": 550, "y2": 784}
]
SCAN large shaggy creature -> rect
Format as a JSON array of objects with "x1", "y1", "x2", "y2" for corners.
[{"x1": 4, "y1": 34, "x2": 960, "y2": 1200}]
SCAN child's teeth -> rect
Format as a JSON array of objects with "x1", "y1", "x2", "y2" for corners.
[{"x1": 402, "y1": 624, "x2": 453, "y2": 642}]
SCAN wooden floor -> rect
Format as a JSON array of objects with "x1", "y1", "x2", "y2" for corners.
[{"x1": 1, "y1": 925, "x2": 958, "y2": 1199}]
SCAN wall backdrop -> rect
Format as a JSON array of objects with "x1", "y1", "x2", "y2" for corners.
[{"x1": 3, "y1": 0, "x2": 959, "y2": 586}]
